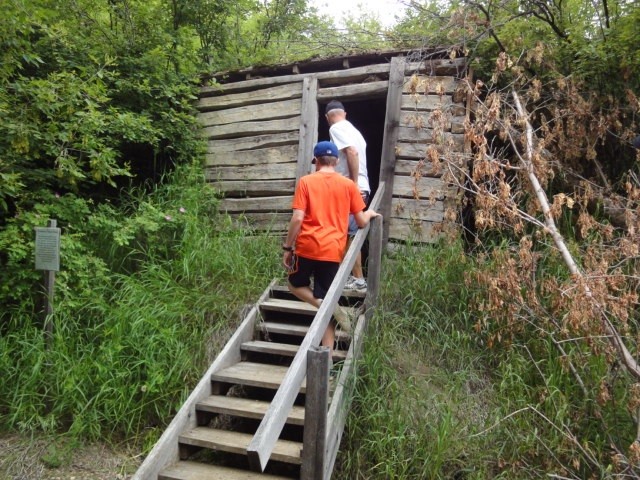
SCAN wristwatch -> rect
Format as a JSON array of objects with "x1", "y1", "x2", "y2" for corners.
[{"x1": 282, "y1": 244, "x2": 293, "y2": 251}]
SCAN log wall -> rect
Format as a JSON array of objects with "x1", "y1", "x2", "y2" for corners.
[{"x1": 199, "y1": 55, "x2": 469, "y2": 242}]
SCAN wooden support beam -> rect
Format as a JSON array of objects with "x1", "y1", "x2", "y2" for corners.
[
  {"x1": 297, "y1": 76, "x2": 319, "y2": 183},
  {"x1": 379, "y1": 57, "x2": 406, "y2": 246},
  {"x1": 300, "y1": 347, "x2": 330, "y2": 480}
]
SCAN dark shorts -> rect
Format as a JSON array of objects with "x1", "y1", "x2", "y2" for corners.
[
  {"x1": 348, "y1": 191, "x2": 370, "y2": 236},
  {"x1": 288, "y1": 254, "x2": 340, "y2": 300}
]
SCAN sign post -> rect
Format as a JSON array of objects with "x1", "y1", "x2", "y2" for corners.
[{"x1": 35, "y1": 219, "x2": 60, "y2": 347}]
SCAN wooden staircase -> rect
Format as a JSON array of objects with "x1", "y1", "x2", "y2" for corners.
[
  {"x1": 134, "y1": 284, "x2": 364, "y2": 480},
  {"x1": 133, "y1": 183, "x2": 385, "y2": 480}
]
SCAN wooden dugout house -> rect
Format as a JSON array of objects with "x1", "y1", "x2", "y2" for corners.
[{"x1": 199, "y1": 49, "x2": 470, "y2": 244}]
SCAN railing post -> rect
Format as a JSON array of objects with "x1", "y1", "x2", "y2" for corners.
[
  {"x1": 364, "y1": 215, "x2": 383, "y2": 315},
  {"x1": 300, "y1": 346, "x2": 330, "y2": 480}
]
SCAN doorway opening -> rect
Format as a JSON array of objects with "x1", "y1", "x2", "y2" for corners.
[{"x1": 317, "y1": 97, "x2": 387, "y2": 200}]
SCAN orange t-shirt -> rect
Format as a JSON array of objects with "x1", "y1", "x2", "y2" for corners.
[{"x1": 292, "y1": 171, "x2": 366, "y2": 263}]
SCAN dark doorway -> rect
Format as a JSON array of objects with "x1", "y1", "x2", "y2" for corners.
[{"x1": 317, "y1": 98, "x2": 387, "y2": 199}]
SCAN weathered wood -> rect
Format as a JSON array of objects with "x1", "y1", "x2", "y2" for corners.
[
  {"x1": 401, "y1": 94, "x2": 454, "y2": 111},
  {"x1": 205, "y1": 145, "x2": 298, "y2": 167},
  {"x1": 364, "y1": 215, "x2": 383, "y2": 315},
  {"x1": 159, "y1": 461, "x2": 291, "y2": 480},
  {"x1": 259, "y1": 321, "x2": 350, "y2": 342},
  {"x1": 395, "y1": 141, "x2": 466, "y2": 159},
  {"x1": 207, "y1": 163, "x2": 295, "y2": 181},
  {"x1": 210, "y1": 180, "x2": 296, "y2": 197},
  {"x1": 301, "y1": 347, "x2": 330, "y2": 480},
  {"x1": 317, "y1": 63, "x2": 391, "y2": 86},
  {"x1": 198, "y1": 83, "x2": 303, "y2": 111},
  {"x1": 297, "y1": 76, "x2": 318, "y2": 182},
  {"x1": 402, "y1": 75, "x2": 457, "y2": 94},
  {"x1": 180, "y1": 428, "x2": 302, "y2": 465},
  {"x1": 211, "y1": 361, "x2": 307, "y2": 392},
  {"x1": 388, "y1": 218, "x2": 446, "y2": 243},
  {"x1": 405, "y1": 57, "x2": 468, "y2": 77},
  {"x1": 196, "y1": 395, "x2": 305, "y2": 426},
  {"x1": 391, "y1": 197, "x2": 445, "y2": 222},
  {"x1": 198, "y1": 98, "x2": 301, "y2": 127},
  {"x1": 232, "y1": 213, "x2": 291, "y2": 231},
  {"x1": 399, "y1": 111, "x2": 466, "y2": 133},
  {"x1": 394, "y1": 159, "x2": 442, "y2": 177},
  {"x1": 379, "y1": 58, "x2": 406, "y2": 246},
  {"x1": 316, "y1": 80, "x2": 389, "y2": 101},
  {"x1": 208, "y1": 132, "x2": 299, "y2": 153},
  {"x1": 397, "y1": 128, "x2": 465, "y2": 149},
  {"x1": 392, "y1": 175, "x2": 453, "y2": 200},
  {"x1": 202, "y1": 117, "x2": 299, "y2": 140},
  {"x1": 260, "y1": 298, "x2": 319, "y2": 316},
  {"x1": 241, "y1": 340, "x2": 347, "y2": 361},
  {"x1": 219, "y1": 196, "x2": 293, "y2": 213},
  {"x1": 133, "y1": 282, "x2": 276, "y2": 480},
  {"x1": 323, "y1": 312, "x2": 365, "y2": 480}
]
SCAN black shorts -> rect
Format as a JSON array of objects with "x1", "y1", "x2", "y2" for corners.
[{"x1": 288, "y1": 254, "x2": 340, "y2": 300}]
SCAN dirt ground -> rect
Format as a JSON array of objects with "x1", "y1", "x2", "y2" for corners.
[{"x1": 0, "y1": 434, "x2": 141, "y2": 480}]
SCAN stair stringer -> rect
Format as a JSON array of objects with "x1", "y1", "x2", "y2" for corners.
[{"x1": 131, "y1": 280, "x2": 277, "y2": 480}]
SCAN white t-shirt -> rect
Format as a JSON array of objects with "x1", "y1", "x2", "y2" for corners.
[{"x1": 329, "y1": 119, "x2": 370, "y2": 194}]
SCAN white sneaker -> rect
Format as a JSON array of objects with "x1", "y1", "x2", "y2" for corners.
[{"x1": 345, "y1": 277, "x2": 367, "y2": 292}]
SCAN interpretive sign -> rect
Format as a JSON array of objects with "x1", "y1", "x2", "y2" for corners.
[{"x1": 35, "y1": 225, "x2": 61, "y2": 271}]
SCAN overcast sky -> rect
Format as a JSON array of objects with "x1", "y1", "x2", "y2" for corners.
[{"x1": 309, "y1": 0, "x2": 407, "y2": 27}]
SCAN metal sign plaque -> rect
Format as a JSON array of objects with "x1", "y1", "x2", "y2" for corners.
[{"x1": 35, "y1": 227, "x2": 61, "y2": 271}]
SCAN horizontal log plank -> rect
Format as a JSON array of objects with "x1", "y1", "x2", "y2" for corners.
[
  {"x1": 233, "y1": 213, "x2": 291, "y2": 231},
  {"x1": 241, "y1": 340, "x2": 347, "y2": 361},
  {"x1": 403, "y1": 75, "x2": 458, "y2": 94},
  {"x1": 209, "y1": 179, "x2": 296, "y2": 197},
  {"x1": 393, "y1": 175, "x2": 455, "y2": 200},
  {"x1": 202, "y1": 117, "x2": 300, "y2": 140},
  {"x1": 198, "y1": 83, "x2": 303, "y2": 111},
  {"x1": 388, "y1": 218, "x2": 446, "y2": 243},
  {"x1": 391, "y1": 197, "x2": 445, "y2": 222},
  {"x1": 397, "y1": 128, "x2": 465, "y2": 149},
  {"x1": 401, "y1": 93, "x2": 454, "y2": 111},
  {"x1": 395, "y1": 141, "x2": 467, "y2": 159},
  {"x1": 394, "y1": 159, "x2": 444, "y2": 177},
  {"x1": 317, "y1": 80, "x2": 389, "y2": 101},
  {"x1": 198, "y1": 98, "x2": 300, "y2": 126},
  {"x1": 206, "y1": 163, "x2": 296, "y2": 181},
  {"x1": 405, "y1": 57, "x2": 468, "y2": 77},
  {"x1": 211, "y1": 361, "x2": 305, "y2": 392},
  {"x1": 219, "y1": 195, "x2": 293, "y2": 213},
  {"x1": 205, "y1": 145, "x2": 298, "y2": 167},
  {"x1": 207, "y1": 132, "x2": 298, "y2": 153}
]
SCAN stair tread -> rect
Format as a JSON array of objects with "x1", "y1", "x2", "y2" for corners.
[
  {"x1": 159, "y1": 459, "x2": 292, "y2": 479},
  {"x1": 180, "y1": 427, "x2": 302, "y2": 465},
  {"x1": 197, "y1": 395, "x2": 305, "y2": 426},
  {"x1": 260, "y1": 298, "x2": 318, "y2": 315},
  {"x1": 258, "y1": 321, "x2": 351, "y2": 341},
  {"x1": 211, "y1": 361, "x2": 307, "y2": 392},
  {"x1": 242, "y1": 340, "x2": 347, "y2": 361}
]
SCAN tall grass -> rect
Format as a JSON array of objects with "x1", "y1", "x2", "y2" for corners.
[
  {"x1": 338, "y1": 239, "x2": 627, "y2": 479},
  {"x1": 0, "y1": 161, "x2": 282, "y2": 448}
]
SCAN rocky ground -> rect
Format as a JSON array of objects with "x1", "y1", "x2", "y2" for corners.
[{"x1": 0, "y1": 434, "x2": 140, "y2": 480}]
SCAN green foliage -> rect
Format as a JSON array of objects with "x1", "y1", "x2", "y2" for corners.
[{"x1": 0, "y1": 162, "x2": 281, "y2": 441}]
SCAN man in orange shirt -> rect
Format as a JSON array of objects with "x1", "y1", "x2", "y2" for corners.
[{"x1": 281, "y1": 141, "x2": 380, "y2": 351}]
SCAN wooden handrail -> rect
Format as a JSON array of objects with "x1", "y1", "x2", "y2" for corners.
[{"x1": 246, "y1": 182, "x2": 386, "y2": 472}]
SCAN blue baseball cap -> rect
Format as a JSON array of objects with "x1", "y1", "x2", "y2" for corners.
[{"x1": 313, "y1": 141, "x2": 338, "y2": 161}]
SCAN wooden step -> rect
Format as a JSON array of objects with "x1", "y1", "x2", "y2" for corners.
[
  {"x1": 260, "y1": 298, "x2": 318, "y2": 316},
  {"x1": 211, "y1": 361, "x2": 307, "y2": 393},
  {"x1": 271, "y1": 283, "x2": 366, "y2": 299},
  {"x1": 197, "y1": 395, "x2": 305, "y2": 426},
  {"x1": 179, "y1": 427, "x2": 302, "y2": 465},
  {"x1": 159, "y1": 460, "x2": 291, "y2": 479},
  {"x1": 242, "y1": 340, "x2": 347, "y2": 361},
  {"x1": 258, "y1": 321, "x2": 351, "y2": 341}
]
